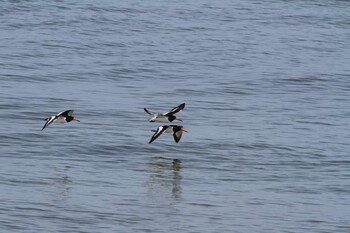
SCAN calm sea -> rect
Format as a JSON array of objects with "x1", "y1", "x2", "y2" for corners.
[{"x1": 1, "y1": 0, "x2": 350, "y2": 232}]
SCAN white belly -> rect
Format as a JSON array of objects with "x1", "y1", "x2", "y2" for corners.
[
  {"x1": 55, "y1": 117, "x2": 67, "y2": 123},
  {"x1": 164, "y1": 127, "x2": 174, "y2": 133},
  {"x1": 150, "y1": 115, "x2": 170, "y2": 123}
]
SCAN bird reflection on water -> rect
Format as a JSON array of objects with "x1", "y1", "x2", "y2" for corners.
[
  {"x1": 146, "y1": 157, "x2": 182, "y2": 201},
  {"x1": 49, "y1": 165, "x2": 72, "y2": 202}
]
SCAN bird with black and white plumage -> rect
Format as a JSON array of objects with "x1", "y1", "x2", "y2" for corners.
[
  {"x1": 42, "y1": 110, "x2": 80, "y2": 131},
  {"x1": 149, "y1": 125, "x2": 188, "y2": 144},
  {"x1": 144, "y1": 103, "x2": 185, "y2": 123}
]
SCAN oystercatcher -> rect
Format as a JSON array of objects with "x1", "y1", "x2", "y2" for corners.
[
  {"x1": 144, "y1": 103, "x2": 185, "y2": 123},
  {"x1": 149, "y1": 125, "x2": 188, "y2": 144},
  {"x1": 42, "y1": 110, "x2": 80, "y2": 131}
]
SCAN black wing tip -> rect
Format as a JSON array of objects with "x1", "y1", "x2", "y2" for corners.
[
  {"x1": 149, "y1": 137, "x2": 156, "y2": 144},
  {"x1": 173, "y1": 103, "x2": 185, "y2": 110},
  {"x1": 144, "y1": 108, "x2": 151, "y2": 114},
  {"x1": 174, "y1": 137, "x2": 180, "y2": 143}
]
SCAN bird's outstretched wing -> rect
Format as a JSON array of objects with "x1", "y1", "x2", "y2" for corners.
[
  {"x1": 149, "y1": 126, "x2": 168, "y2": 144},
  {"x1": 42, "y1": 116, "x2": 57, "y2": 131},
  {"x1": 173, "y1": 130, "x2": 183, "y2": 143},
  {"x1": 164, "y1": 103, "x2": 185, "y2": 116}
]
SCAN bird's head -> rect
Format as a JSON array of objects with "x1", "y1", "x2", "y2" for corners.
[
  {"x1": 174, "y1": 125, "x2": 188, "y2": 133},
  {"x1": 66, "y1": 116, "x2": 80, "y2": 122},
  {"x1": 169, "y1": 115, "x2": 183, "y2": 122}
]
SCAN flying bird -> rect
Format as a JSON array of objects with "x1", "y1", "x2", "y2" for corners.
[
  {"x1": 149, "y1": 125, "x2": 188, "y2": 144},
  {"x1": 42, "y1": 110, "x2": 80, "y2": 131},
  {"x1": 144, "y1": 103, "x2": 185, "y2": 123}
]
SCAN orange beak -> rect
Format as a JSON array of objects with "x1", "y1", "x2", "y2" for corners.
[
  {"x1": 176, "y1": 117, "x2": 183, "y2": 122},
  {"x1": 73, "y1": 117, "x2": 80, "y2": 122},
  {"x1": 181, "y1": 128, "x2": 188, "y2": 133}
]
